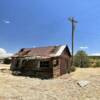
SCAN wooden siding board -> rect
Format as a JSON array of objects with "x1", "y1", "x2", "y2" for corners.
[{"x1": 59, "y1": 49, "x2": 71, "y2": 75}]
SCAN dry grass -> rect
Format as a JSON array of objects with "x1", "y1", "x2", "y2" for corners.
[
  {"x1": 0, "y1": 64, "x2": 100, "y2": 100},
  {"x1": 71, "y1": 67, "x2": 100, "y2": 80}
]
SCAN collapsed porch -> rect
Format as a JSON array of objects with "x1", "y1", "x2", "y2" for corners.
[{"x1": 11, "y1": 56, "x2": 59, "y2": 78}]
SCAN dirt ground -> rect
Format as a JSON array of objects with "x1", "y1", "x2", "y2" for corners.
[{"x1": 0, "y1": 64, "x2": 100, "y2": 100}]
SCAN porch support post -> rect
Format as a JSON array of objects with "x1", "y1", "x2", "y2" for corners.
[{"x1": 37, "y1": 61, "x2": 40, "y2": 69}]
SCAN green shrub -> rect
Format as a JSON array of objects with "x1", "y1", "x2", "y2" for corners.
[
  {"x1": 94, "y1": 61, "x2": 100, "y2": 67},
  {"x1": 70, "y1": 66, "x2": 76, "y2": 72},
  {"x1": 74, "y1": 50, "x2": 90, "y2": 68},
  {"x1": 4, "y1": 58, "x2": 11, "y2": 64}
]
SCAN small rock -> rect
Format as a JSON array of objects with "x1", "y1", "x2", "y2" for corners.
[{"x1": 77, "y1": 80, "x2": 90, "y2": 87}]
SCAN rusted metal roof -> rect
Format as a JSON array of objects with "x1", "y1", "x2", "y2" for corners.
[{"x1": 13, "y1": 45, "x2": 71, "y2": 58}]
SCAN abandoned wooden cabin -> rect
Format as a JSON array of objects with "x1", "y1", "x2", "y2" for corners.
[{"x1": 10, "y1": 45, "x2": 71, "y2": 78}]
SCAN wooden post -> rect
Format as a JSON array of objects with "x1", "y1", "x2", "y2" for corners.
[{"x1": 68, "y1": 17, "x2": 77, "y2": 66}]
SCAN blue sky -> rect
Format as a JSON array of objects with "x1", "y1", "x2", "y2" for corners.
[{"x1": 0, "y1": 0, "x2": 100, "y2": 55}]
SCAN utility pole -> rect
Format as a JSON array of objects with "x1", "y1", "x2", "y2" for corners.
[{"x1": 68, "y1": 17, "x2": 77, "y2": 66}]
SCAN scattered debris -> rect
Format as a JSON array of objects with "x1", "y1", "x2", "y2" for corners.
[
  {"x1": 12, "y1": 71, "x2": 22, "y2": 76},
  {"x1": 0, "y1": 68, "x2": 10, "y2": 73},
  {"x1": 77, "y1": 80, "x2": 90, "y2": 87}
]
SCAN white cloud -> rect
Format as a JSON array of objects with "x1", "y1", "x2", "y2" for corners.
[
  {"x1": 0, "y1": 48, "x2": 13, "y2": 58},
  {"x1": 80, "y1": 46, "x2": 88, "y2": 50},
  {"x1": 3, "y1": 20, "x2": 11, "y2": 24},
  {"x1": 91, "y1": 53, "x2": 100, "y2": 56}
]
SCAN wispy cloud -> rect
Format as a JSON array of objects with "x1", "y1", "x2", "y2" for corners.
[
  {"x1": 91, "y1": 53, "x2": 100, "y2": 56},
  {"x1": 3, "y1": 20, "x2": 11, "y2": 24},
  {"x1": 0, "y1": 48, "x2": 13, "y2": 58},
  {"x1": 80, "y1": 46, "x2": 88, "y2": 50}
]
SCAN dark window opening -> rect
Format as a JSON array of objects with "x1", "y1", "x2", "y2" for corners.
[
  {"x1": 15, "y1": 59, "x2": 20, "y2": 67},
  {"x1": 22, "y1": 60, "x2": 38, "y2": 67},
  {"x1": 22, "y1": 60, "x2": 26, "y2": 66},
  {"x1": 40, "y1": 61, "x2": 50, "y2": 67}
]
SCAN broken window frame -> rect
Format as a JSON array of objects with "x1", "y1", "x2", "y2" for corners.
[
  {"x1": 22, "y1": 59, "x2": 38, "y2": 68},
  {"x1": 40, "y1": 61, "x2": 50, "y2": 68}
]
